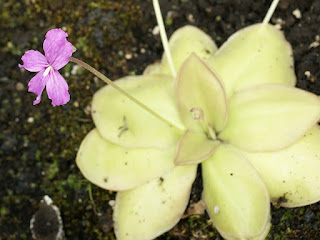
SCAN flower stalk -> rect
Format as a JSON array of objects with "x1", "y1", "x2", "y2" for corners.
[
  {"x1": 263, "y1": 0, "x2": 280, "y2": 24},
  {"x1": 152, "y1": 0, "x2": 176, "y2": 78}
]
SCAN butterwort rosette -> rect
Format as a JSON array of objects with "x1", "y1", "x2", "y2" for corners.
[
  {"x1": 19, "y1": 29, "x2": 73, "y2": 106},
  {"x1": 76, "y1": 23, "x2": 320, "y2": 240}
]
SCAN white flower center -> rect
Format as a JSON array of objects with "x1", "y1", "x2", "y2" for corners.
[{"x1": 43, "y1": 65, "x2": 53, "y2": 77}]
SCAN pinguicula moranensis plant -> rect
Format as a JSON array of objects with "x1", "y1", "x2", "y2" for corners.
[{"x1": 19, "y1": 0, "x2": 320, "y2": 239}]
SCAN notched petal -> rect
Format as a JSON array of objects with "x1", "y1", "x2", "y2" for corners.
[
  {"x1": 76, "y1": 129, "x2": 175, "y2": 191},
  {"x1": 176, "y1": 54, "x2": 228, "y2": 133},
  {"x1": 219, "y1": 85, "x2": 320, "y2": 152},
  {"x1": 243, "y1": 125, "x2": 320, "y2": 208},
  {"x1": 202, "y1": 145, "x2": 270, "y2": 240},
  {"x1": 43, "y1": 28, "x2": 73, "y2": 70},
  {"x1": 19, "y1": 50, "x2": 47, "y2": 72},
  {"x1": 175, "y1": 130, "x2": 220, "y2": 165},
  {"x1": 27, "y1": 70, "x2": 47, "y2": 105},
  {"x1": 46, "y1": 70, "x2": 70, "y2": 106},
  {"x1": 114, "y1": 164, "x2": 197, "y2": 240}
]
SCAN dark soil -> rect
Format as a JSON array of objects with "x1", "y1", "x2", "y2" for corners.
[{"x1": 1, "y1": 0, "x2": 320, "y2": 239}]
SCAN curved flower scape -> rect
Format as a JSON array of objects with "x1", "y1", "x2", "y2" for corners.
[
  {"x1": 76, "y1": 24, "x2": 320, "y2": 240},
  {"x1": 19, "y1": 29, "x2": 73, "y2": 106}
]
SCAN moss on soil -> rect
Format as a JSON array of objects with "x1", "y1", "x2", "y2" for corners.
[{"x1": 1, "y1": 0, "x2": 320, "y2": 239}]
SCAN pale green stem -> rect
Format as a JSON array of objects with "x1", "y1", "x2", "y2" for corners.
[
  {"x1": 263, "y1": 0, "x2": 280, "y2": 24},
  {"x1": 70, "y1": 57, "x2": 180, "y2": 130},
  {"x1": 152, "y1": 0, "x2": 177, "y2": 78}
]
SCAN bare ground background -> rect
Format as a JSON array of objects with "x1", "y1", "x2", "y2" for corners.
[{"x1": 1, "y1": 0, "x2": 320, "y2": 239}]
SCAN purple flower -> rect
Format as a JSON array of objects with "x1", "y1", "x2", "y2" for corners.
[{"x1": 19, "y1": 29, "x2": 73, "y2": 106}]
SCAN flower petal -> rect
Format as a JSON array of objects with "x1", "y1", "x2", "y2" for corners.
[
  {"x1": 241, "y1": 125, "x2": 320, "y2": 208},
  {"x1": 43, "y1": 28, "x2": 73, "y2": 70},
  {"x1": 219, "y1": 85, "x2": 320, "y2": 152},
  {"x1": 19, "y1": 50, "x2": 47, "y2": 72},
  {"x1": 175, "y1": 130, "x2": 220, "y2": 165},
  {"x1": 202, "y1": 145, "x2": 270, "y2": 240},
  {"x1": 76, "y1": 129, "x2": 175, "y2": 191},
  {"x1": 176, "y1": 54, "x2": 228, "y2": 132},
  {"x1": 92, "y1": 74, "x2": 184, "y2": 149},
  {"x1": 27, "y1": 70, "x2": 47, "y2": 105},
  {"x1": 114, "y1": 164, "x2": 197, "y2": 240},
  {"x1": 208, "y1": 23, "x2": 296, "y2": 98},
  {"x1": 46, "y1": 70, "x2": 70, "y2": 106},
  {"x1": 144, "y1": 25, "x2": 218, "y2": 76}
]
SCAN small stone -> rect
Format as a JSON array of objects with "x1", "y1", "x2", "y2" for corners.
[
  {"x1": 125, "y1": 53, "x2": 133, "y2": 60},
  {"x1": 187, "y1": 13, "x2": 195, "y2": 23},
  {"x1": 308, "y1": 35, "x2": 320, "y2": 49},
  {"x1": 152, "y1": 26, "x2": 160, "y2": 35},
  {"x1": 108, "y1": 200, "x2": 115, "y2": 207},
  {"x1": 73, "y1": 101, "x2": 79, "y2": 108},
  {"x1": 15, "y1": 82, "x2": 25, "y2": 91},
  {"x1": 71, "y1": 65, "x2": 80, "y2": 75},
  {"x1": 140, "y1": 48, "x2": 146, "y2": 54},
  {"x1": 27, "y1": 117, "x2": 34, "y2": 123},
  {"x1": 292, "y1": 9, "x2": 302, "y2": 19},
  {"x1": 84, "y1": 105, "x2": 91, "y2": 115}
]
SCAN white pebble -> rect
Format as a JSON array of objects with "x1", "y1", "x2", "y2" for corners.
[
  {"x1": 71, "y1": 65, "x2": 80, "y2": 75},
  {"x1": 152, "y1": 26, "x2": 160, "y2": 35},
  {"x1": 292, "y1": 9, "x2": 302, "y2": 19},
  {"x1": 108, "y1": 200, "x2": 115, "y2": 207},
  {"x1": 27, "y1": 117, "x2": 34, "y2": 123}
]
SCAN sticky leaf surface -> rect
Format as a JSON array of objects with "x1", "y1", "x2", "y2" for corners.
[
  {"x1": 76, "y1": 129, "x2": 175, "y2": 191},
  {"x1": 92, "y1": 74, "x2": 184, "y2": 149},
  {"x1": 114, "y1": 165, "x2": 197, "y2": 240},
  {"x1": 219, "y1": 85, "x2": 320, "y2": 152},
  {"x1": 202, "y1": 145, "x2": 270, "y2": 240},
  {"x1": 175, "y1": 130, "x2": 220, "y2": 165},
  {"x1": 242, "y1": 125, "x2": 320, "y2": 207},
  {"x1": 144, "y1": 25, "x2": 217, "y2": 76},
  {"x1": 208, "y1": 23, "x2": 296, "y2": 97},
  {"x1": 176, "y1": 54, "x2": 227, "y2": 132}
]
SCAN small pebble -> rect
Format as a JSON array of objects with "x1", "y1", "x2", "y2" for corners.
[
  {"x1": 125, "y1": 53, "x2": 133, "y2": 60},
  {"x1": 152, "y1": 26, "x2": 160, "y2": 35},
  {"x1": 187, "y1": 13, "x2": 195, "y2": 23},
  {"x1": 140, "y1": 48, "x2": 146, "y2": 54},
  {"x1": 292, "y1": 9, "x2": 302, "y2": 19},
  {"x1": 15, "y1": 82, "x2": 25, "y2": 91},
  {"x1": 71, "y1": 65, "x2": 80, "y2": 75},
  {"x1": 27, "y1": 117, "x2": 34, "y2": 123},
  {"x1": 108, "y1": 200, "x2": 115, "y2": 207},
  {"x1": 73, "y1": 101, "x2": 79, "y2": 108}
]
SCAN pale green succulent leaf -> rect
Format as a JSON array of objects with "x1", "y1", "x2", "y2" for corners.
[
  {"x1": 76, "y1": 129, "x2": 175, "y2": 191},
  {"x1": 175, "y1": 130, "x2": 220, "y2": 165},
  {"x1": 176, "y1": 53, "x2": 228, "y2": 132},
  {"x1": 144, "y1": 25, "x2": 217, "y2": 76},
  {"x1": 202, "y1": 145, "x2": 270, "y2": 240},
  {"x1": 241, "y1": 125, "x2": 320, "y2": 208},
  {"x1": 208, "y1": 23, "x2": 296, "y2": 97},
  {"x1": 114, "y1": 165, "x2": 197, "y2": 240},
  {"x1": 222, "y1": 223, "x2": 271, "y2": 240},
  {"x1": 219, "y1": 85, "x2": 320, "y2": 152},
  {"x1": 92, "y1": 74, "x2": 184, "y2": 149}
]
